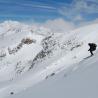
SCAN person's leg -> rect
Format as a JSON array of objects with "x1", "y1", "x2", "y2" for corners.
[{"x1": 90, "y1": 50, "x2": 93, "y2": 56}]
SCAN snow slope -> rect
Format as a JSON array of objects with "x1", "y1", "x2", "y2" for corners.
[
  {"x1": 0, "y1": 21, "x2": 98, "y2": 98},
  {"x1": 8, "y1": 52, "x2": 98, "y2": 98}
]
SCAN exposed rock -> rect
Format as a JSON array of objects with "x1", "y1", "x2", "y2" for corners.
[{"x1": 21, "y1": 38, "x2": 36, "y2": 44}]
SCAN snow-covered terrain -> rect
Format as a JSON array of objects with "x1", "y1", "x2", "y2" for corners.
[
  {"x1": 0, "y1": 21, "x2": 98, "y2": 98},
  {"x1": 7, "y1": 53, "x2": 98, "y2": 98}
]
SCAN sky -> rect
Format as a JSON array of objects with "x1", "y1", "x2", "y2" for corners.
[{"x1": 0, "y1": 0, "x2": 98, "y2": 25}]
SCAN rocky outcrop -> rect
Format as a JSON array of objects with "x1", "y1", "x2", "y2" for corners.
[{"x1": 8, "y1": 37, "x2": 36, "y2": 55}]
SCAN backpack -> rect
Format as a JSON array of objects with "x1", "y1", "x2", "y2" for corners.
[{"x1": 89, "y1": 43, "x2": 97, "y2": 50}]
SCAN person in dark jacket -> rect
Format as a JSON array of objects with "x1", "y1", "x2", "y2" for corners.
[{"x1": 88, "y1": 43, "x2": 97, "y2": 56}]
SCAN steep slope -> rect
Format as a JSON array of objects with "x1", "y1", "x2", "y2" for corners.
[
  {"x1": 0, "y1": 21, "x2": 98, "y2": 98},
  {"x1": 29, "y1": 23, "x2": 98, "y2": 74},
  {"x1": 9, "y1": 53, "x2": 98, "y2": 98}
]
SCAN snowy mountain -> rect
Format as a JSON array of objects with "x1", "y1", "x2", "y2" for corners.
[
  {"x1": 0, "y1": 21, "x2": 98, "y2": 98},
  {"x1": 0, "y1": 21, "x2": 53, "y2": 80}
]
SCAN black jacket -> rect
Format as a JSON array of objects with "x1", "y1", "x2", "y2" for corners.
[{"x1": 88, "y1": 43, "x2": 97, "y2": 51}]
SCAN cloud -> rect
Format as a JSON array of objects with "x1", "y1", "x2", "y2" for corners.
[
  {"x1": 43, "y1": 18, "x2": 76, "y2": 33},
  {"x1": 73, "y1": 15, "x2": 84, "y2": 22},
  {"x1": 59, "y1": 0, "x2": 98, "y2": 22},
  {"x1": 41, "y1": 18, "x2": 98, "y2": 33},
  {"x1": 21, "y1": 3, "x2": 57, "y2": 10},
  {"x1": 78, "y1": 18, "x2": 98, "y2": 26},
  {"x1": 73, "y1": 0, "x2": 98, "y2": 14}
]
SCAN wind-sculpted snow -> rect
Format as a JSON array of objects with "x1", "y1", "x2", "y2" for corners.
[{"x1": 0, "y1": 21, "x2": 98, "y2": 98}]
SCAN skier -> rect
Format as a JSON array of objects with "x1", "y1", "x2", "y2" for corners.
[{"x1": 88, "y1": 43, "x2": 97, "y2": 56}]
